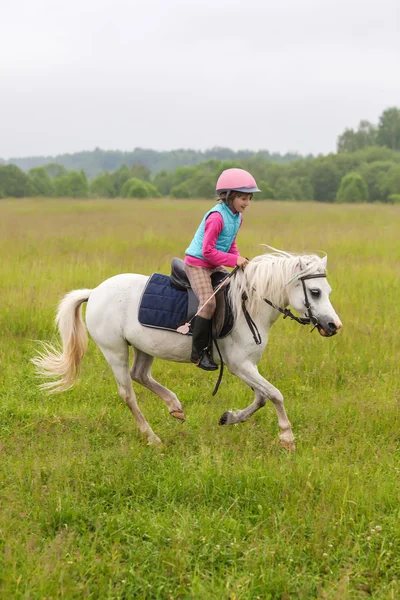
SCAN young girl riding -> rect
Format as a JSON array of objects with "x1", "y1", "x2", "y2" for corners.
[{"x1": 184, "y1": 168, "x2": 261, "y2": 371}]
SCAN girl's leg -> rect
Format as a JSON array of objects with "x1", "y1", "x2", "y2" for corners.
[
  {"x1": 184, "y1": 264, "x2": 216, "y2": 319},
  {"x1": 184, "y1": 265, "x2": 217, "y2": 371}
]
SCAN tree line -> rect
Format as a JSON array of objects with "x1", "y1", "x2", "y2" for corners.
[
  {"x1": 1, "y1": 107, "x2": 400, "y2": 203},
  {"x1": 2, "y1": 147, "x2": 302, "y2": 178}
]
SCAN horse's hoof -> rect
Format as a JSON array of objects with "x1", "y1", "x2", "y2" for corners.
[
  {"x1": 219, "y1": 412, "x2": 229, "y2": 425},
  {"x1": 147, "y1": 435, "x2": 162, "y2": 446},
  {"x1": 280, "y1": 439, "x2": 296, "y2": 452},
  {"x1": 170, "y1": 410, "x2": 185, "y2": 421}
]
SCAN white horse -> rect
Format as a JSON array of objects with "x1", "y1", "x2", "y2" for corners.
[{"x1": 33, "y1": 249, "x2": 342, "y2": 451}]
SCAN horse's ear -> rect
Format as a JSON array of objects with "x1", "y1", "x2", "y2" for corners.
[
  {"x1": 297, "y1": 258, "x2": 306, "y2": 272},
  {"x1": 286, "y1": 257, "x2": 306, "y2": 286},
  {"x1": 321, "y1": 255, "x2": 328, "y2": 270}
]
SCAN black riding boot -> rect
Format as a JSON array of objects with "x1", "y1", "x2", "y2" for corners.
[{"x1": 190, "y1": 316, "x2": 218, "y2": 371}]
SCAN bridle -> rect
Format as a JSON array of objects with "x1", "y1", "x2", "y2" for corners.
[
  {"x1": 264, "y1": 273, "x2": 327, "y2": 329},
  {"x1": 242, "y1": 272, "x2": 328, "y2": 344}
]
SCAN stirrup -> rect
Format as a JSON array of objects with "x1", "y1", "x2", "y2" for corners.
[{"x1": 192, "y1": 350, "x2": 218, "y2": 372}]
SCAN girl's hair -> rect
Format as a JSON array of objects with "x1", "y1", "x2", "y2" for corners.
[{"x1": 217, "y1": 191, "x2": 253, "y2": 205}]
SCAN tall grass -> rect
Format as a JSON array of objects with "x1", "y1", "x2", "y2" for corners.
[{"x1": 0, "y1": 198, "x2": 399, "y2": 599}]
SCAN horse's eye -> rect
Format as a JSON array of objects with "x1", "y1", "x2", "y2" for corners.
[{"x1": 310, "y1": 289, "x2": 321, "y2": 298}]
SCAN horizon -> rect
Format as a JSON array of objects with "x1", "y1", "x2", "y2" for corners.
[{"x1": 2, "y1": 145, "x2": 310, "y2": 162}]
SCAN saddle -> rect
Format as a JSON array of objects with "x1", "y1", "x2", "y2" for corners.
[{"x1": 138, "y1": 258, "x2": 234, "y2": 338}]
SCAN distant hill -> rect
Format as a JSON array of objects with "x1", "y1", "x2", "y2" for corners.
[{"x1": 4, "y1": 147, "x2": 306, "y2": 178}]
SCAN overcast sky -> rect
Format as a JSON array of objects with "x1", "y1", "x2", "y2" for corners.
[{"x1": 1, "y1": 0, "x2": 399, "y2": 158}]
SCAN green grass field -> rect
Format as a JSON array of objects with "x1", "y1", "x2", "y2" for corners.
[{"x1": 0, "y1": 198, "x2": 399, "y2": 599}]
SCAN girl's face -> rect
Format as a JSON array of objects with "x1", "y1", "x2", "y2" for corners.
[{"x1": 231, "y1": 193, "x2": 252, "y2": 214}]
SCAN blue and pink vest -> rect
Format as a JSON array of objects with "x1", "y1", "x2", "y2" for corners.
[{"x1": 185, "y1": 203, "x2": 241, "y2": 260}]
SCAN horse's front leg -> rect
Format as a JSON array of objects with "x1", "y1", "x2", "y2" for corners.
[{"x1": 219, "y1": 361, "x2": 295, "y2": 452}]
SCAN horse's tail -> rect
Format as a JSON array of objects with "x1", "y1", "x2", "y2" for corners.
[{"x1": 32, "y1": 289, "x2": 92, "y2": 393}]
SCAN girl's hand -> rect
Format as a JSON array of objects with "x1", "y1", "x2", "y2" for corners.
[{"x1": 236, "y1": 256, "x2": 249, "y2": 269}]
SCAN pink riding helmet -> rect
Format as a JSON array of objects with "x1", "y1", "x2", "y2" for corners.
[{"x1": 216, "y1": 168, "x2": 261, "y2": 194}]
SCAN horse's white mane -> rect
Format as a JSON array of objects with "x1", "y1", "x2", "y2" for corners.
[{"x1": 228, "y1": 245, "x2": 327, "y2": 320}]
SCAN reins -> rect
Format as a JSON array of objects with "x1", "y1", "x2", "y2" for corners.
[{"x1": 241, "y1": 292, "x2": 262, "y2": 344}]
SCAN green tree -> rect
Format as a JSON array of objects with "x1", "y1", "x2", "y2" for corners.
[
  {"x1": 242, "y1": 156, "x2": 273, "y2": 184},
  {"x1": 337, "y1": 120, "x2": 377, "y2": 153},
  {"x1": 110, "y1": 164, "x2": 131, "y2": 196},
  {"x1": 294, "y1": 177, "x2": 313, "y2": 200},
  {"x1": 359, "y1": 161, "x2": 394, "y2": 202},
  {"x1": 336, "y1": 172, "x2": 369, "y2": 203},
  {"x1": 274, "y1": 177, "x2": 312, "y2": 201},
  {"x1": 54, "y1": 171, "x2": 88, "y2": 198},
  {"x1": 44, "y1": 163, "x2": 68, "y2": 178},
  {"x1": 173, "y1": 166, "x2": 199, "y2": 186},
  {"x1": 0, "y1": 164, "x2": 34, "y2": 197},
  {"x1": 256, "y1": 181, "x2": 275, "y2": 200},
  {"x1": 198, "y1": 159, "x2": 221, "y2": 174},
  {"x1": 121, "y1": 178, "x2": 160, "y2": 198},
  {"x1": 216, "y1": 160, "x2": 245, "y2": 174},
  {"x1": 153, "y1": 169, "x2": 175, "y2": 196},
  {"x1": 377, "y1": 107, "x2": 400, "y2": 150},
  {"x1": 28, "y1": 167, "x2": 54, "y2": 196},
  {"x1": 90, "y1": 172, "x2": 115, "y2": 198},
  {"x1": 377, "y1": 164, "x2": 400, "y2": 201},
  {"x1": 311, "y1": 160, "x2": 341, "y2": 202},
  {"x1": 170, "y1": 182, "x2": 190, "y2": 199},
  {"x1": 189, "y1": 174, "x2": 215, "y2": 198},
  {"x1": 256, "y1": 163, "x2": 288, "y2": 189},
  {"x1": 129, "y1": 164, "x2": 151, "y2": 181},
  {"x1": 354, "y1": 145, "x2": 400, "y2": 163},
  {"x1": 337, "y1": 129, "x2": 360, "y2": 153}
]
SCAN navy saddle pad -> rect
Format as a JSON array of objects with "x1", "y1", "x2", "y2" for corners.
[{"x1": 138, "y1": 272, "x2": 233, "y2": 338}]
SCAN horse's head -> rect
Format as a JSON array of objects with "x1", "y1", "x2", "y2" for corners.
[{"x1": 287, "y1": 255, "x2": 342, "y2": 337}]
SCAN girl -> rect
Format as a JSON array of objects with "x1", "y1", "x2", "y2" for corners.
[{"x1": 184, "y1": 168, "x2": 261, "y2": 371}]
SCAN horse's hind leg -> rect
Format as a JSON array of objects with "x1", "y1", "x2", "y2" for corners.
[
  {"x1": 130, "y1": 350, "x2": 185, "y2": 421},
  {"x1": 99, "y1": 342, "x2": 161, "y2": 445}
]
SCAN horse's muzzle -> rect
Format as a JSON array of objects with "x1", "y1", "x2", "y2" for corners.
[
  {"x1": 317, "y1": 325, "x2": 336, "y2": 337},
  {"x1": 317, "y1": 319, "x2": 342, "y2": 337}
]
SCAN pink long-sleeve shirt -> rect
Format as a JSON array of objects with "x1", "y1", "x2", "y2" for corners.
[{"x1": 185, "y1": 212, "x2": 240, "y2": 269}]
